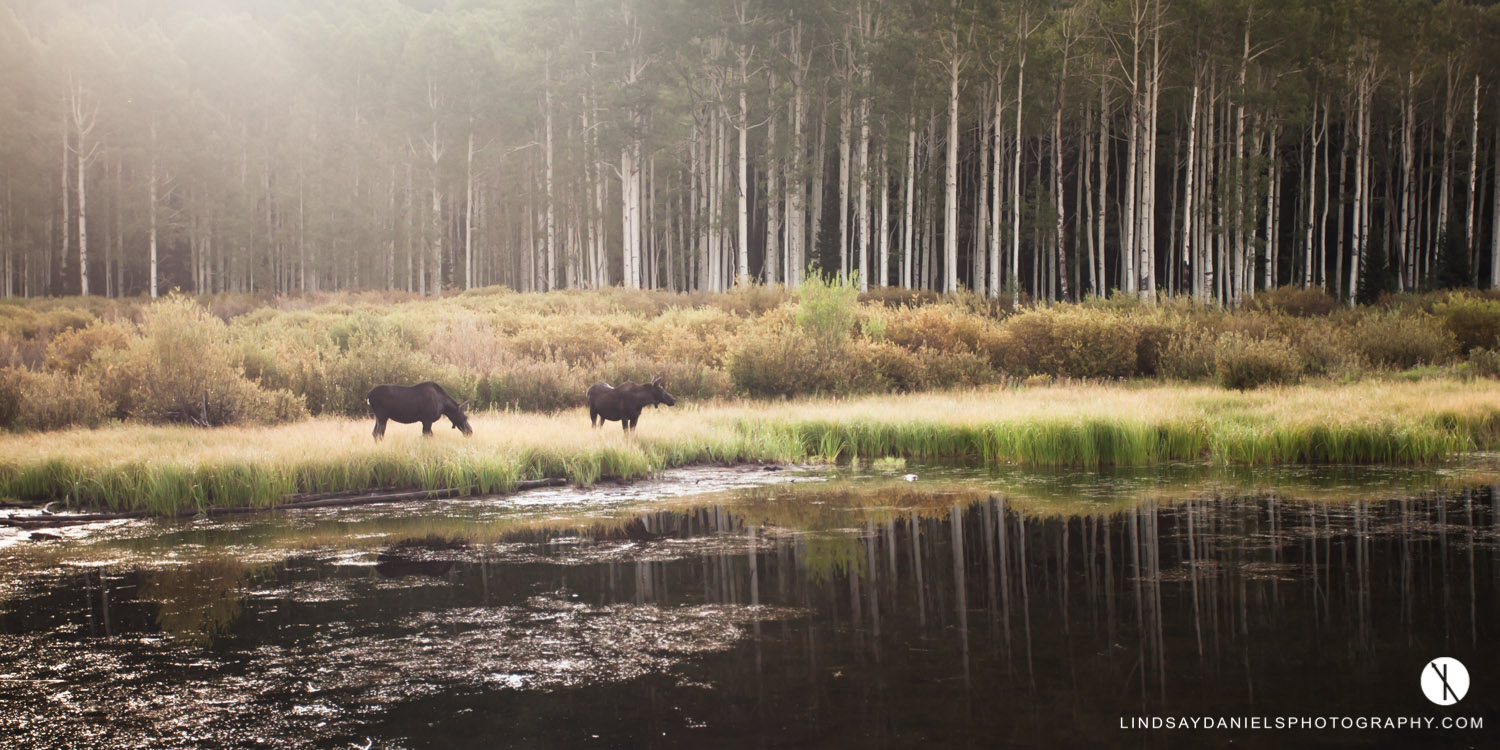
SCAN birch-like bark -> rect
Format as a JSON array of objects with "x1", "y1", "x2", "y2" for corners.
[
  {"x1": 737, "y1": 55, "x2": 750, "y2": 283},
  {"x1": 903, "y1": 113, "x2": 916, "y2": 289},
  {"x1": 857, "y1": 75, "x2": 871, "y2": 291},
  {"x1": 543, "y1": 56, "x2": 556, "y2": 291},
  {"x1": 1348, "y1": 69, "x2": 1370, "y2": 306},
  {"x1": 1098, "y1": 83, "x2": 1110, "y2": 296},
  {"x1": 148, "y1": 118, "x2": 160, "y2": 298},
  {"x1": 465, "y1": 123, "x2": 474, "y2": 290},
  {"x1": 1438, "y1": 61, "x2": 1457, "y2": 247},
  {"x1": 69, "y1": 79, "x2": 100, "y2": 296},
  {"x1": 1467, "y1": 73, "x2": 1480, "y2": 273},
  {"x1": 1183, "y1": 79, "x2": 1198, "y2": 300},
  {"x1": 786, "y1": 23, "x2": 807, "y2": 287},
  {"x1": 878, "y1": 142, "x2": 890, "y2": 287},
  {"x1": 944, "y1": 43, "x2": 961, "y2": 294},
  {"x1": 1012, "y1": 18, "x2": 1027, "y2": 305},
  {"x1": 59, "y1": 110, "x2": 69, "y2": 290},
  {"x1": 990, "y1": 67, "x2": 1004, "y2": 297},
  {"x1": 838, "y1": 84, "x2": 851, "y2": 281},
  {"x1": 765, "y1": 73, "x2": 780, "y2": 285},
  {"x1": 811, "y1": 93, "x2": 828, "y2": 273},
  {"x1": 1053, "y1": 28, "x2": 1072, "y2": 301}
]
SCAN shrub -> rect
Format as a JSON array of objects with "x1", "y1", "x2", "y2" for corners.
[
  {"x1": 912, "y1": 346, "x2": 994, "y2": 389},
  {"x1": 729, "y1": 328, "x2": 831, "y2": 398},
  {"x1": 595, "y1": 350, "x2": 734, "y2": 403},
  {"x1": 1216, "y1": 334, "x2": 1301, "y2": 390},
  {"x1": 1463, "y1": 348, "x2": 1500, "y2": 379},
  {"x1": 795, "y1": 273, "x2": 860, "y2": 355},
  {"x1": 1351, "y1": 312, "x2": 1457, "y2": 369},
  {"x1": 1289, "y1": 321, "x2": 1359, "y2": 377},
  {"x1": 715, "y1": 282, "x2": 790, "y2": 316},
  {"x1": 632, "y1": 307, "x2": 744, "y2": 368},
  {"x1": 861, "y1": 341, "x2": 925, "y2": 392},
  {"x1": 1047, "y1": 310, "x2": 1139, "y2": 378},
  {"x1": 0, "y1": 367, "x2": 110, "y2": 431},
  {"x1": 102, "y1": 296, "x2": 309, "y2": 426},
  {"x1": 507, "y1": 318, "x2": 623, "y2": 364},
  {"x1": 859, "y1": 287, "x2": 942, "y2": 308},
  {"x1": 1245, "y1": 286, "x2": 1339, "y2": 317},
  {"x1": 1157, "y1": 329, "x2": 1219, "y2": 381},
  {"x1": 44, "y1": 320, "x2": 131, "y2": 373},
  {"x1": 884, "y1": 305, "x2": 963, "y2": 352},
  {"x1": 478, "y1": 359, "x2": 585, "y2": 412},
  {"x1": 322, "y1": 339, "x2": 442, "y2": 416},
  {"x1": 995, "y1": 308, "x2": 1138, "y2": 378},
  {"x1": 1434, "y1": 296, "x2": 1500, "y2": 354},
  {"x1": 426, "y1": 318, "x2": 513, "y2": 373}
]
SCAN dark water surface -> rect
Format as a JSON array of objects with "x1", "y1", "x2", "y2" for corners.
[{"x1": 1, "y1": 464, "x2": 1497, "y2": 748}]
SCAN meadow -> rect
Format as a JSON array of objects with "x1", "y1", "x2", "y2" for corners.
[
  {"x1": 4, "y1": 282, "x2": 1500, "y2": 512},
  {"x1": 3, "y1": 380, "x2": 1499, "y2": 513}
]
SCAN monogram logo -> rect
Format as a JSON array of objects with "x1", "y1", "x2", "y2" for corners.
[{"x1": 1421, "y1": 658, "x2": 1470, "y2": 706}]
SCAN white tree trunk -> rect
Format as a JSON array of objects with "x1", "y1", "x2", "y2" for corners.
[
  {"x1": 903, "y1": 115, "x2": 916, "y2": 289},
  {"x1": 1467, "y1": 73, "x2": 1480, "y2": 272},
  {"x1": 944, "y1": 49, "x2": 960, "y2": 294},
  {"x1": 543, "y1": 58, "x2": 556, "y2": 291},
  {"x1": 877, "y1": 142, "x2": 889, "y2": 287},
  {"x1": 1348, "y1": 71, "x2": 1369, "y2": 306},
  {"x1": 837, "y1": 86, "x2": 851, "y2": 281},
  {"x1": 737, "y1": 61, "x2": 750, "y2": 283},
  {"x1": 990, "y1": 69, "x2": 1004, "y2": 297},
  {"x1": 765, "y1": 75, "x2": 781, "y2": 285},
  {"x1": 1183, "y1": 79, "x2": 1198, "y2": 300},
  {"x1": 1012, "y1": 44, "x2": 1026, "y2": 305},
  {"x1": 149, "y1": 119, "x2": 159, "y2": 299},
  {"x1": 465, "y1": 124, "x2": 474, "y2": 290},
  {"x1": 857, "y1": 85, "x2": 871, "y2": 291}
]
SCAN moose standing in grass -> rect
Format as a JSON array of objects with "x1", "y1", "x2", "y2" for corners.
[
  {"x1": 587, "y1": 376, "x2": 676, "y2": 431},
  {"x1": 366, "y1": 382, "x2": 473, "y2": 440}
]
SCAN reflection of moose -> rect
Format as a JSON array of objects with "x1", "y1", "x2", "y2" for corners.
[
  {"x1": 375, "y1": 536, "x2": 467, "y2": 579},
  {"x1": 366, "y1": 382, "x2": 472, "y2": 441},
  {"x1": 586, "y1": 377, "x2": 676, "y2": 431}
]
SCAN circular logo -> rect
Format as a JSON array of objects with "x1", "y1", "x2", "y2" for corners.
[{"x1": 1421, "y1": 658, "x2": 1470, "y2": 705}]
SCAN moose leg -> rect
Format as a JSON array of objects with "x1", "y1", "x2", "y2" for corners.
[
  {"x1": 372, "y1": 416, "x2": 388, "y2": 442},
  {"x1": 422, "y1": 421, "x2": 434, "y2": 437},
  {"x1": 590, "y1": 409, "x2": 599, "y2": 427}
]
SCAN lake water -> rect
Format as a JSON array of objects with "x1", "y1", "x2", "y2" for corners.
[{"x1": 0, "y1": 463, "x2": 1496, "y2": 748}]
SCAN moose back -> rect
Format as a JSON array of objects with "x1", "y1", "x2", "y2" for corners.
[{"x1": 586, "y1": 377, "x2": 676, "y2": 431}]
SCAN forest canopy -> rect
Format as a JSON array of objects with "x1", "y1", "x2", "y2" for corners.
[{"x1": 3, "y1": 0, "x2": 1500, "y2": 305}]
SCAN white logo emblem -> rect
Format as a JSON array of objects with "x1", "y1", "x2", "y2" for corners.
[{"x1": 1421, "y1": 658, "x2": 1469, "y2": 705}]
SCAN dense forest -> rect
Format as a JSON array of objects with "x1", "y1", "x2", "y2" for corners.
[{"x1": 2, "y1": 0, "x2": 1500, "y2": 305}]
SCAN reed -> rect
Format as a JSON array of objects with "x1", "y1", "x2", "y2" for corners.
[{"x1": 2, "y1": 380, "x2": 1499, "y2": 513}]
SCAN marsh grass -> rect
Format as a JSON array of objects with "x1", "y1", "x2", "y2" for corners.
[{"x1": 3, "y1": 380, "x2": 1500, "y2": 513}]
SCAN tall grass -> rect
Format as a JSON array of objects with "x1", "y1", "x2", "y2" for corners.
[{"x1": 3, "y1": 380, "x2": 1499, "y2": 513}]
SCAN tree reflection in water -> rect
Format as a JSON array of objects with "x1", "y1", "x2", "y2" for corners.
[{"x1": 0, "y1": 482, "x2": 1494, "y2": 748}]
